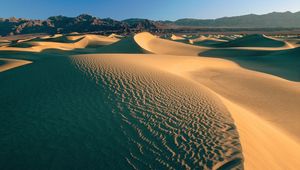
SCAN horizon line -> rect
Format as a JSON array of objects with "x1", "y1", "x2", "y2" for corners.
[{"x1": 1, "y1": 10, "x2": 299, "y2": 22}]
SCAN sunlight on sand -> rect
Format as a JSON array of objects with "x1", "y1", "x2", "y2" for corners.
[{"x1": 0, "y1": 32, "x2": 299, "y2": 169}]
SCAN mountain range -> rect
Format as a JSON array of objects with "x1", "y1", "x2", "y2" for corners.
[
  {"x1": 171, "y1": 11, "x2": 300, "y2": 28},
  {"x1": 0, "y1": 11, "x2": 299, "y2": 36}
]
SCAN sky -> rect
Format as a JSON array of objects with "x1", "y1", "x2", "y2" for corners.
[{"x1": 0, "y1": 0, "x2": 299, "y2": 21}]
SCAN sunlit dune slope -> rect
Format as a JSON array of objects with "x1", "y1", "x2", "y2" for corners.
[
  {"x1": 134, "y1": 32, "x2": 209, "y2": 55},
  {"x1": 183, "y1": 57, "x2": 300, "y2": 170},
  {"x1": 0, "y1": 54, "x2": 243, "y2": 169},
  {"x1": 0, "y1": 34, "x2": 119, "y2": 52},
  {"x1": 184, "y1": 57, "x2": 300, "y2": 141},
  {"x1": 97, "y1": 53, "x2": 300, "y2": 170}
]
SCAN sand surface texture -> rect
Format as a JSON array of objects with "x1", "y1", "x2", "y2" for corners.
[{"x1": 0, "y1": 32, "x2": 299, "y2": 170}]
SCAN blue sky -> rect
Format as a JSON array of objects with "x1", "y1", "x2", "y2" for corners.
[{"x1": 1, "y1": 0, "x2": 299, "y2": 20}]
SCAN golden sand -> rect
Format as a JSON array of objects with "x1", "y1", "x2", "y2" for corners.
[{"x1": 0, "y1": 32, "x2": 299, "y2": 169}]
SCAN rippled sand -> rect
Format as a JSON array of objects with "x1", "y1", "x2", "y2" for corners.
[{"x1": 0, "y1": 32, "x2": 299, "y2": 169}]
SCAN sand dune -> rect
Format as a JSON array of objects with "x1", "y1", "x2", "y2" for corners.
[
  {"x1": 97, "y1": 53, "x2": 300, "y2": 170},
  {"x1": 170, "y1": 34, "x2": 186, "y2": 41},
  {"x1": 184, "y1": 58, "x2": 300, "y2": 141},
  {"x1": 97, "y1": 36, "x2": 148, "y2": 53},
  {"x1": 73, "y1": 54, "x2": 243, "y2": 169},
  {"x1": 224, "y1": 98, "x2": 300, "y2": 170},
  {"x1": 190, "y1": 35, "x2": 228, "y2": 44},
  {"x1": 216, "y1": 34, "x2": 288, "y2": 48},
  {"x1": 0, "y1": 58, "x2": 32, "y2": 72},
  {"x1": 0, "y1": 34, "x2": 119, "y2": 52},
  {"x1": 200, "y1": 47, "x2": 300, "y2": 81},
  {"x1": 134, "y1": 32, "x2": 209, "y2": 55},
  {"x1": 0, "y1": 53, "x2": 243, "y2": 169},
  {"x1": 0, "y1": 32, "x2": 299, "y2": 169},
  {"x1": 188, "y1": 35, "x2": 228, "y2": 47},
  {"x1": 34, "y1": 34, "x2": 84, "y2": 43},
  {"x1": 80, "y1": 53, "x2": 300, "y2": 169},
  {"x1": 94, "y1": 53, "x2": 299, "y2": 141},
  {"x1": 272, "y1": 36, "x2": 300, "y2": 48},
  {"x1": 219, "y1": 35, "x2": 243, "y2": 41}
]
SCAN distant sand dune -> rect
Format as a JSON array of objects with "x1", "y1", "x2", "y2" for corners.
[
  {"x1": 0, "y1": 34, "x2": 119, "y2": 52},
  {"x1": 35, "y1": 34, "x2": 84, "y2": 43},
  {"x1": 273, "y1": 36, "x2": 300, "y2": 48},
  {"x1": 189, "y1": 35, "x2": 228, "y2": 46},
  {"x1": 216, "y1": 34, "x2": 288, "y2": 48},
  {"x1": 134, "y1": 32, "x2": 209, "y2": 55},
  {"x1": 108, "y1": 33, "x2": 124, "y2": 39},
  {"x1": 200, "y1": 47, "x2": 300, "y2": 81},
  {"x1": 170, "y1": 34, "x2": 186, "y2": 41}
]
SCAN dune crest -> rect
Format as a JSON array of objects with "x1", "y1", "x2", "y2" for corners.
[
  {"x1": 134, "y1": 32, "x2": 209, "y2": 55},
  {"x1": 0, "y1": 34, "x2": 119, "y2": 52}
]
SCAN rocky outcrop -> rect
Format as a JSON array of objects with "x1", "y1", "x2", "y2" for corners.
[{"x1": 0, "y1": 14, "x2": 162, "y2": 36}]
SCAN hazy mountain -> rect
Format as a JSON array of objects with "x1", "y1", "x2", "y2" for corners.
[{"x1": 172, "y1": 11, "x2": 300, "y2": 28}]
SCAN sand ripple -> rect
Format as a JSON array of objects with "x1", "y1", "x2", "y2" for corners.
[{"x1": 72, "y1": 54, "x2": 243, "y2": 169}]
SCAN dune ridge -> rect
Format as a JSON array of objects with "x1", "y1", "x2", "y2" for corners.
[
  {"x1": 0, "y1": 34, "x2": 119, "y2": 52},
  {"x1": 134, "y1": 32, "x2": 209, "y2": 55}
]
